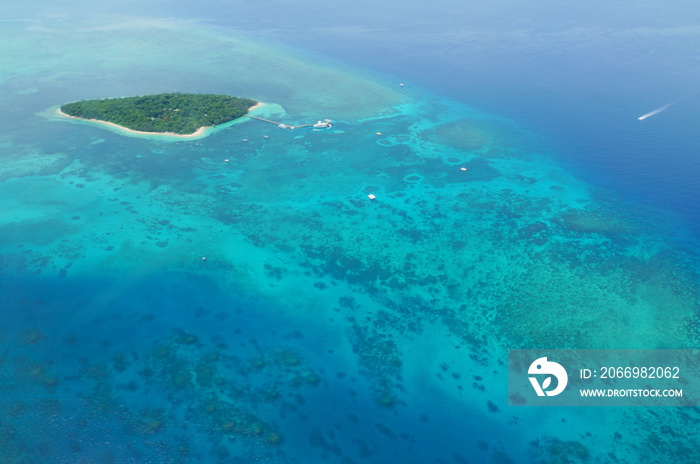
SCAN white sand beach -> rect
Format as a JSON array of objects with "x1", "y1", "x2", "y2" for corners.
[{"x1": 54, "y1": 101, "x2": 265, "y2": 139}]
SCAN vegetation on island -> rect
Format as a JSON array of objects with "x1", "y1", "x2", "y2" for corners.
[{"x1": 60, "y1": 93, "x2": 258, "y2": 135}]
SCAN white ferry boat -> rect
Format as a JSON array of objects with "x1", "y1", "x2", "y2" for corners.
[{"x1": 313, "y1": 119, "x2": 333, "y2": 129}]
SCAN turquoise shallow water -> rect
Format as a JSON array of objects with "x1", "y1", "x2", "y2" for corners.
[{"x1": 1, "y1": 15, "x2": 700, "y2": 464}]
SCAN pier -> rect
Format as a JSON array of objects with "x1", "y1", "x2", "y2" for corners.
[{"x1": 245, "y1": 115, "x2": 332, "y2": 130}]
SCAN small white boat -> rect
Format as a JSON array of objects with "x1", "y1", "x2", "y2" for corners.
[{"x1": 313, "y1": 119, "x2": 333, "y2": 129}]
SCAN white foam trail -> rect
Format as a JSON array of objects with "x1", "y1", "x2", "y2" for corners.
[
  {"x1": 638, "y1": 104, "x2": 673, "y2": 120},
  {"x1": 638, "y1": 92, "x2": 697, "y2": 120}
]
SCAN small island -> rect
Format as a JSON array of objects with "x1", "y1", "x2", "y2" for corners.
[{"x1": 59, "y1": 93, "x2": 259, "y2": 137}]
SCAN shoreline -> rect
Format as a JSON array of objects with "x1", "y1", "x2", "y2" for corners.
[
  {"x1": 246, "y1": 102, "x2": 265, "y2": 113},
  {"x1": 55, "y1": 102, "x2": 265, "y2": 139}
]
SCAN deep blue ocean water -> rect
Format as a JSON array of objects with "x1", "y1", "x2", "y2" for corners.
[
  {"x1": 1, "y1": 2, "x2": 700, "y2": 463},
  {"x1": 198, "y1": 0, "x2": 700, "y2": 238}
]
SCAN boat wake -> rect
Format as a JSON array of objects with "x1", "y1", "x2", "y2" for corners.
[
  {"x1": 638, "y1": 105, "x2": 671, "y2": 120},
  {"x1": 638, "y1": 92, "x2": 697, "y2": 120}
]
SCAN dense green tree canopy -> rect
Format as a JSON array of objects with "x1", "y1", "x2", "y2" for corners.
[{"x1": 61, "y1": 93, "x2": 258, "y2": 135}]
